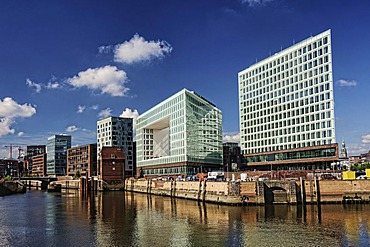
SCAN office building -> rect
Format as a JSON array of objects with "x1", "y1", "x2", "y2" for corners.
[
  {"x1": 238, "y1": 30, "x2": 338, "y2": 170},
  {"x1": 25, "y1": 145, "x2": 46, "y2": 174},
  {"x1": 46, "y1": 134, "x2": 71, "y2": 176},
  {"x1": 67, "y1": 143, "x2": 97, "y2": 177},
  {"x1": 97, "y1": 117, "x2": 134, "y2": 177},
  {"x1": 136, "y1": 88, "x2": 223, "y2": 177}
]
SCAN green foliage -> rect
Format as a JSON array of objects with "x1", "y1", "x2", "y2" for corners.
[
  {"x1": 350, "y1": 162, "x2": 370, "y2": 171},
  {"x1": 73, "y1": 171, "x2": 81, "y2": 180}
]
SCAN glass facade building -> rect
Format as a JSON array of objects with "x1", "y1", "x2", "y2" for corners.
[
  {"x1": 46, "y1": 134, "x2": 71, "y2": 176},
  {"x1": 238, "y1": 30, "x2": 338, "y2": 169},
  {"x1": 136, "y1": 89, "x2": 223, "y2": 176}
]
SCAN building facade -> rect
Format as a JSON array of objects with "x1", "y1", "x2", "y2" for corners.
[
  {"x1": 99, "y1": 147, "x2": 125, "y2": 184},
  {"x1": 67, "y1": 144, "x2": 97, "y2": 177},
  {"x1": 25, "y1": 145, "x2": 46, "y2": 174},
  {"x1": 238, "y1": 30, "x2": 338, "y2": 170},
  {"x1": 31, "y1": 153, "x2": 47, "y2": 177},
  {"x1": 46, "y1": 134, "x2": 71, "y2": 176},
  {"x1": 223, "y1": 142, "x2": 244, "y2": 172},
  {"x1": 97, "y1": 117, "x2": 134, "y2": 177},
  {"x1": 136, "y1": 89, "x2": 223, "y2": 177}
]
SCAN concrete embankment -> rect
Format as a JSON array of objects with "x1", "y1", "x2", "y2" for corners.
[
  {"x1": 125, "y1": 178, "x2": 370, "y2": 205},
  {"x1": 0, "y1": 181, "x2": 26, "y2": 196}
]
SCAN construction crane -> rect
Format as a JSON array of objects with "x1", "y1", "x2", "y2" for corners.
[{"x1": 4, "y1": 144, "x2": 24, "y2": 159}]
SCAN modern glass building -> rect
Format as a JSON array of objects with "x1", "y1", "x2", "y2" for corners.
[
  {"x1": 136, "y1": 89, "x2": 223, "y2": 177},
  {"x1": 238, "y1": 30, "x2": 338, "y2": 170},
  {"x1": 46, "y1": 134, "x2": 71, "y2": 176}
]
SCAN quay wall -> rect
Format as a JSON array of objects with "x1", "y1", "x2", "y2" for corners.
[{"x1": 125, "y1": 178, "x2": 370, "y2": 205}]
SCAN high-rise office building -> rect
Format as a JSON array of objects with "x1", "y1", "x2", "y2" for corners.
[
  {"x1": 97, "y1": 117, "x2": 134, "y2": 177},
  {"x1": 238, "y1": 30, "x2": 338, "y2": 170},
  {"x1": 46, "y1": 134, "x2": 71, "y2": 176},
  {"x1": 136, "y1": 88, "x2": 223, "y2": 177}
]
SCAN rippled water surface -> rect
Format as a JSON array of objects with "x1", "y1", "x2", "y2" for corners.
[{"x1": 1, "y1": 191, "x2": 370, "y2": 246}]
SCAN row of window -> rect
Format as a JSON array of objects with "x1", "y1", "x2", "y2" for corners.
[
  {"x1": 239, "y1": 36, "x2": 329, "y2": 80},
  {"x1": 244, "y1": 139, "x2": 333, "y2": 154}
]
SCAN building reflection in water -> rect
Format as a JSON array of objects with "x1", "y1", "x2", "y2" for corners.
[{"x1": 57, "y1": 191, "x2": 370, "y2": 247}]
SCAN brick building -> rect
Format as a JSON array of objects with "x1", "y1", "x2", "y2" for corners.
[
  {"x1": 67, "y1": 144, "x2": 97, "y2": 177},
  {"x1": 31, "y1": 153, "x2": 47, "y2": 177},
  {"x1": 99, "y1": 147, "x2": 125, "y2": 184}
]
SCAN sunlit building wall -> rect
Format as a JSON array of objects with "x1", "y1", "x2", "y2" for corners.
[{"x1": 136, "y1": 89, "x2": 223, "y2": 176}]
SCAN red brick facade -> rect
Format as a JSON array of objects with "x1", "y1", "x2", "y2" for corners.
[{"x1": 99, "y1": 147, "x2": 125, "y2": 184}]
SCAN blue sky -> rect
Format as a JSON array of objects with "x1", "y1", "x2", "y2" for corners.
[{"x1": 0, "y1": 0, "x2": 369, "y2": 158}]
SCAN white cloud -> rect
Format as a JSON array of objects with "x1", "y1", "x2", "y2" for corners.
[
  {"x1": 98, "y1": 108, "x2": 112, "y2": 119},
  {"x1": 77, "y1": 105, "x2": 86, "y2": 113},
  {"x1": 47, "y1": 82, "x2": 60, "y2": 89},
  {"x1": 98, "y1": 45, "x2": 113, "y2": 54},
  {"x1": 119, "y1": 108, "x2": 140, "y2": 131},
  {"x1": 223, "y1": 132, "x2": 240, "y2": 143},
  {"x1": 0, "y1": 97, "x2": 36, "y2": 137},
  {"x1": 66, "y1": 125, "x2": 78, "y2": 133},
  {"x1": 91, "y1": 105, "x2": 99, "y2": 110},
  {"x1": 17, "y1": 132, "x2": 24, "y2": 137},
  {"x1": 0, "y1": 118, "x2": 15, "y2": 136},
  {"x1": 337, "y1": 79, "x2": 357, "y2": 87},
  {"x1": 0, "y1": 97, "x2": 37, "y2": 119},
  {"x1": 240, "y1": 0, "x2": 274, "y2": 7},
  {"x1": 362, "y1": 134, "x2": 370, "y2": 144},
  {"x1": 114, "y1": 34, "x2": 172, "y2": 64},
  {"x1": 68, "y1": 65, "x2": 129, "y2": 97},
  {"x1": 26, "y1": 78, "x2": 42, "y2": 93}
]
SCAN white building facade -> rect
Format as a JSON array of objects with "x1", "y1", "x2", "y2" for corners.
[
  {"x1": 136, "y1": 89, "x2": 223, "y2": 177},
  {"x1": 97, "y1": 117, "x2": 134, "y2": 177},
  {"x1": 238, "y1": 30, "x2": 338, "y2": 169}
]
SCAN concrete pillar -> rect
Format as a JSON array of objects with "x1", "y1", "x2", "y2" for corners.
[{"x1": 300, "y1": 177, "x2": 306, "y2": 204}]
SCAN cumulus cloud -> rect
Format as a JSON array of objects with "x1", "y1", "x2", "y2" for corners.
[
  {"x1": 0, "y1": 97, "x2": 37, "y2": 119},
  {"x1": 17, "y1": 132, "x2": 24, "y2": 137},
  {"x1": 119, "y1": 108, "x2": 140, "y2": 130},
  {"x1": 240, "y1": 0, "x2": 274, "y2": 6},
  {"x1": 337, "y1": 79, "x2": 358, "y2": 87},
  {"x1": 114, "y1": 34, "x2": 172, "y2": 64},
  {"x1": 91, "y1": 105, "x2": 99, "y2": 110},
  {"x1": 223, "y1": 132, "x2": 240, "y2": 143},
  {"x1": 68, "y1": 65, "x2": 129, "y2": 97},
  {"x1": 98, "y1": 108, "x2": 112, "y2": 119},
  {"x1": 26, "y1": 78, "x2": 42, "y2": 93},
  {"x1": 77, "y1": 105, "x2": 86, "y2": 113},
  {"x1": 0, "y1": 97, "x2": 36, "y2": 136},
  {"x1": 362, "y1": 134, "x2": 370, "y2": 144},
  {"x1": 66, "y1": 125, "x2": 78, "y2": 133}
]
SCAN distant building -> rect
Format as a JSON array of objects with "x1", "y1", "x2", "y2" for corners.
[
  {"x1": 31, "y1": 153, "x2": 47, "y2": 177},
  {"x1": 223, "y1": 142, "x2": 244, "y2": 172},
  {"x1": 99, "y1": 147, "x2": 125, "y2": 184},
  {"x1": 46, "y1": 134, "x2": 71, "y2": 176},
  {"x1": 97, "y1": 117, "x2": 134, "y2": 177},
  {"x1": 0, "y1": 158, "x2": 19, "y2": 177},
  {"x1": 136, "y1": 89, "x2": 223, "y2": 177},
  {"x1": 25, "y1": 145, "x2": 46, "y2": 174},
  {"x1": 67, "y1": 144, "x2": 97, "y2": 177},
  {"x1": 238, "y1": 30, "x2": 338, "y2": 170}
]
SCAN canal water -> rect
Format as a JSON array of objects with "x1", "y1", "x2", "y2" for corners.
[{"x1": 1, "y1": 190, "x2": 370, "y2": 247}]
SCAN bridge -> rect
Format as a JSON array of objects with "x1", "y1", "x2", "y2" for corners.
[
  {"x1": 256, "y1": 180, "x2": 301, "y2": 204},
  {"x1": 16, "y1": 177, "x2": 58, "y2": 190}
]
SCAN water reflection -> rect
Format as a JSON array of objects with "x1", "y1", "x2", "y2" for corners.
[{"x1": 1, "y1": 191, "x2": 370, "y2": 246}]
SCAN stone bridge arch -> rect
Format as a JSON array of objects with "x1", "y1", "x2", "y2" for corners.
[{"x1": 256, "y1": 181, "x2": 300, "y2": 204}]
